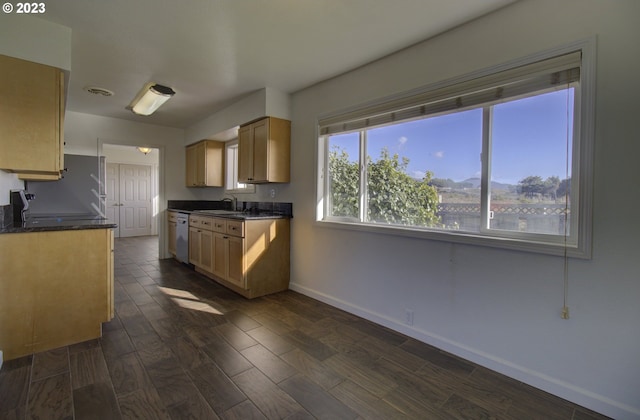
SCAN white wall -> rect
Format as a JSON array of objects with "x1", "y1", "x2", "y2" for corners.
[
  {"x1": 288, "y1": 1, "x2": 640, "y2": 418},
  {"x1": 0, "y1": 172, "x2": 25, "y2": 205},
  {"x1": 0, "y1": 14, "x2": 71, "y2": 71},
  {"x1": 185, "y1": 87, "x2": 291, "y2": 145}
]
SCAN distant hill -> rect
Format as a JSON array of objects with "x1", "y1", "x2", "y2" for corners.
[{"x1": 462, "y1": 178, "x2": 514, "y2": 190}]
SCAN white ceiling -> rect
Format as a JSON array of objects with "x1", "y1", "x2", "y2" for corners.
[{"x1": 40, "y1": 0, "x2": 516, "y2": 129}]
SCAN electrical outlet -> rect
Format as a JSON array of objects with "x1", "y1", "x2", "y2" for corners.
[
  {"x1": 561, "y1": 306, "x2": 570, "y2": 319},
  {"x1": 404, "y1": 309, "x2": 414, "y2": 326},
  {"x1": 270, "y1": 188, "x2": 276, "y2": 199}
]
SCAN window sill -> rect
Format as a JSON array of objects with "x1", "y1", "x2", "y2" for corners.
[
  {"x1": 316, "y1": 219, "x2": 590, "y2": 259},
  {"x1": 225, "y1": 187, "x2": 256, "y2": 194}
]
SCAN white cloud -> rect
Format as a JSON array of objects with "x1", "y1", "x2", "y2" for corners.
[
  {"x1": 397, "y1": 136, "x2": 408, "y2": 147},
  {"x1": 432, "y1": 150, "x2": 445, "y2": 159},
  {"x1": 412, "y1": 170, "x2": 426, "y2": 179}
]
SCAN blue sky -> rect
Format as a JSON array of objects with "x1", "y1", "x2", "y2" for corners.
[{"x1": 330, "y1": 88, "x2": 574, "y2": 185}]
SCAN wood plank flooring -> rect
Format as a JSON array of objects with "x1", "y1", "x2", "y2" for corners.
[{"x1": 0, "y1": 235, "x2": 611, "y2": 419}]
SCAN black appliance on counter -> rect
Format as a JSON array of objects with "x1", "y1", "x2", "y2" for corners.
[{"x1": 10, "y1": 189, "x2": 35, "y2": 226}]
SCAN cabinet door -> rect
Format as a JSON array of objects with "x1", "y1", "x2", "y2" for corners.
[
  {"x1": 195, "y1": 141, "x2": 207, "y2": 186},
  {"x1": 168, "y1": 222, "x2": 177, "y2": 255},
  {"x1": 186, "y1": 141, "x2": 224, "y2": 187},
  {"x1": 186, "y1": 144, "x2": 197, "y2": 186},
  {"x1": 251, "y1": 118, "x2": 269, "y2": 182},
  {"x1": 0, "y1": 54, "x2": 63, "y2": 176},
  {"x1": 226, "y1": 236, "x2": 245, "y2": 288},
  {"x1": 238, "y1": 117, "x2": 290, "y2": 184},
  {"x1": 200, "y1": 230, "x2": 214, "y2": 273},
  {"x1": 189, "y1": 227, "x2": 201, "y2": 265},
  {"x1": 212, "y1": 232, "x2": 227, "y2": 279},
  {"x1": 238, "y1": 124, "x2": 253, "y2": 182}
]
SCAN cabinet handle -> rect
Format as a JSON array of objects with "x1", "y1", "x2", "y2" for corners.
[{"x1": 223, "y1": 236, "x2": 229, "y2": 239}]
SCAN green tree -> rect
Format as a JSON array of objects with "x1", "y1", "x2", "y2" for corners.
[
  {"x1": 328, "y1": 146, "x2": 359, "y2": 218},
  {"x1": 557, "y1": 178, "x2": 571, "y2": 198},
  {"x1": 544, "y1": 176, "x2": 561, "y2": 200},
  {"x1": 518, "y1": 175, "x2": 545, "y2": 198},
  {"x1": 328, "y1": 146, "x2": 440, "y2": 226}
]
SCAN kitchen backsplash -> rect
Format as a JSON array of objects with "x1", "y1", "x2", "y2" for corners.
[
  {"x1": 0, "y1": 204, "x2": 13, "y2": 228},
  {"x1": 167, "y1": 200, "x2": 293, "y2": 217}
]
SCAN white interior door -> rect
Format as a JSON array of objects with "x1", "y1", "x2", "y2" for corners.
[
  {"x1": 119, "y1": 164, "x2": 152, "y2": 238},
  {"x1": 105, "y1": 162, "x2": 152, "y2": 238}
]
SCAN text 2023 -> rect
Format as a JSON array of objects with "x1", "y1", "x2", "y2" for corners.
[{"x1": 16, "y1": 3, "x2": 45, "y2": 13}]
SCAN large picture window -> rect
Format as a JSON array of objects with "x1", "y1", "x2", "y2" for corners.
[{"x1": 317, "y1": 41, "x2": 594, "y2": 257}]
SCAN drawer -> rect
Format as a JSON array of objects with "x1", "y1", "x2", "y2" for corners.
[
  {"x1": 168, "y1": 212, "x2": 178, "y2": 223},
  {"x1": 211, "y1": 218, "x2": 226, "y2": 233},
  {"x1": 199, "y1": 218, "x2": 213, "y2": 231},
  {"x1": 226, "y1": 220, "x2": 244, "y2": 237},
  {"x1": 189, "y1": 215, "x2": 214, "y2": 230}
]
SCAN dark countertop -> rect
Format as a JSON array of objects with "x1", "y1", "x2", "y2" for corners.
[
  {"x1": 168, "y1": 208, "x2": 291, "y2": 220},
  {"x1": 0, "y1": 215, "x2": 116, "y2": 234},
  {"x1": 167, "y1": 200, "x2": 293, "y2": 220}
]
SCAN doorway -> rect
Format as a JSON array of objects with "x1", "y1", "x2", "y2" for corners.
[
  {"x1": 106, "y1": 163, "x2": 153, "y2": 237},
  {"x1": 100, "y1": 143, "x2": 161, "y2": 248}
]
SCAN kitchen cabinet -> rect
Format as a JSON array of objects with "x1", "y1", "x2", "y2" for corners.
[
  {"x1": 0, "y1": 54, "x2": 65, "y2": 180},
  {"x1": 212, "y1": 219, "x2": 246, "y2": 289},
  {"x1": 185, "y1": 140, "x2": 225, "y2": 187},
  {"x1": 189, "y1": 214, "x2": 214, "y2": 273},
  {"x1": 200, "y1": 216, "x2": 290, "y2": 299},
  {"x1": 238, "y1": 117, "x2": 290, "y2": 183},
  {"x1": 0, "y1": 228, "x2": 114, "y2": 361},
  {"x1": 168, "y1": 211, "x2": 178, "y2": 256}
]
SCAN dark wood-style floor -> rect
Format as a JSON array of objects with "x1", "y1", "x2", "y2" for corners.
[{"x1": 0, "y1": 235, "x2": 609, "y2": 419}]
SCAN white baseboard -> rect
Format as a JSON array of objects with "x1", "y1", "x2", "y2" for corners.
[{"x1": 289, "y1": 282, "x2": 639, "y2": 420}]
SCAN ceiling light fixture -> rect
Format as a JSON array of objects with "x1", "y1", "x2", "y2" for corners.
[
  {"x1": 129, "y1": 82, "x2": 175, "y2": 116},
  {"x1": 137, "y1": 147, "x2": 152, "y2": 155}
]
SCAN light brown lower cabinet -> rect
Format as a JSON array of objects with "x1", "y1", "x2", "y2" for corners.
[
  {"x1": 192, "y1": 216, "x2": 290, "y2": 299},
  {"x1": 189, "y1": 215, "x2": 214, "y2": 273},
  {"x1": 0, "y1": 228, "x2": 114, "y2": 361}
]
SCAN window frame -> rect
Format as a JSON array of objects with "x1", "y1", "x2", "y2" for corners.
[
  {"x1": 225, "y1": 140, "x2": 255, "y2": 194},
  {"x1": 316, "y1": 38, "x2": 595, "y2": 258}
]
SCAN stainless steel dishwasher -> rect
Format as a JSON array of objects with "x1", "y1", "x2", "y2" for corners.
[{"x1": 175, "y1": 212, "x2": 189, "y2": 263}]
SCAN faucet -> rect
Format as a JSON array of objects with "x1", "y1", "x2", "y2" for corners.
[{"x1": 222, "y1": 194, "x2": 237, "y2": 211}]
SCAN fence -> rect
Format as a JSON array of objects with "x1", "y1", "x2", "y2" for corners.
[{"x1": 437, "y1": 203, "x2": 569, "y2": 235}]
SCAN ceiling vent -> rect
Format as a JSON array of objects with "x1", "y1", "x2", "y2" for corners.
[{"x1": 84, "y1": 86, "x2": 114, "y2": 97}]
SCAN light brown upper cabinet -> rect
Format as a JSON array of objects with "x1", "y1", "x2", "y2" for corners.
[
  {"x1": 238, "y1": 117, "x2": 290, "y2": 183},
  {"x1": 0, "y1": 54, "x2": 65, "y2": 180},
  {"x1": 185, "y1": 140, "x2": 225, "y2": 187}
]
